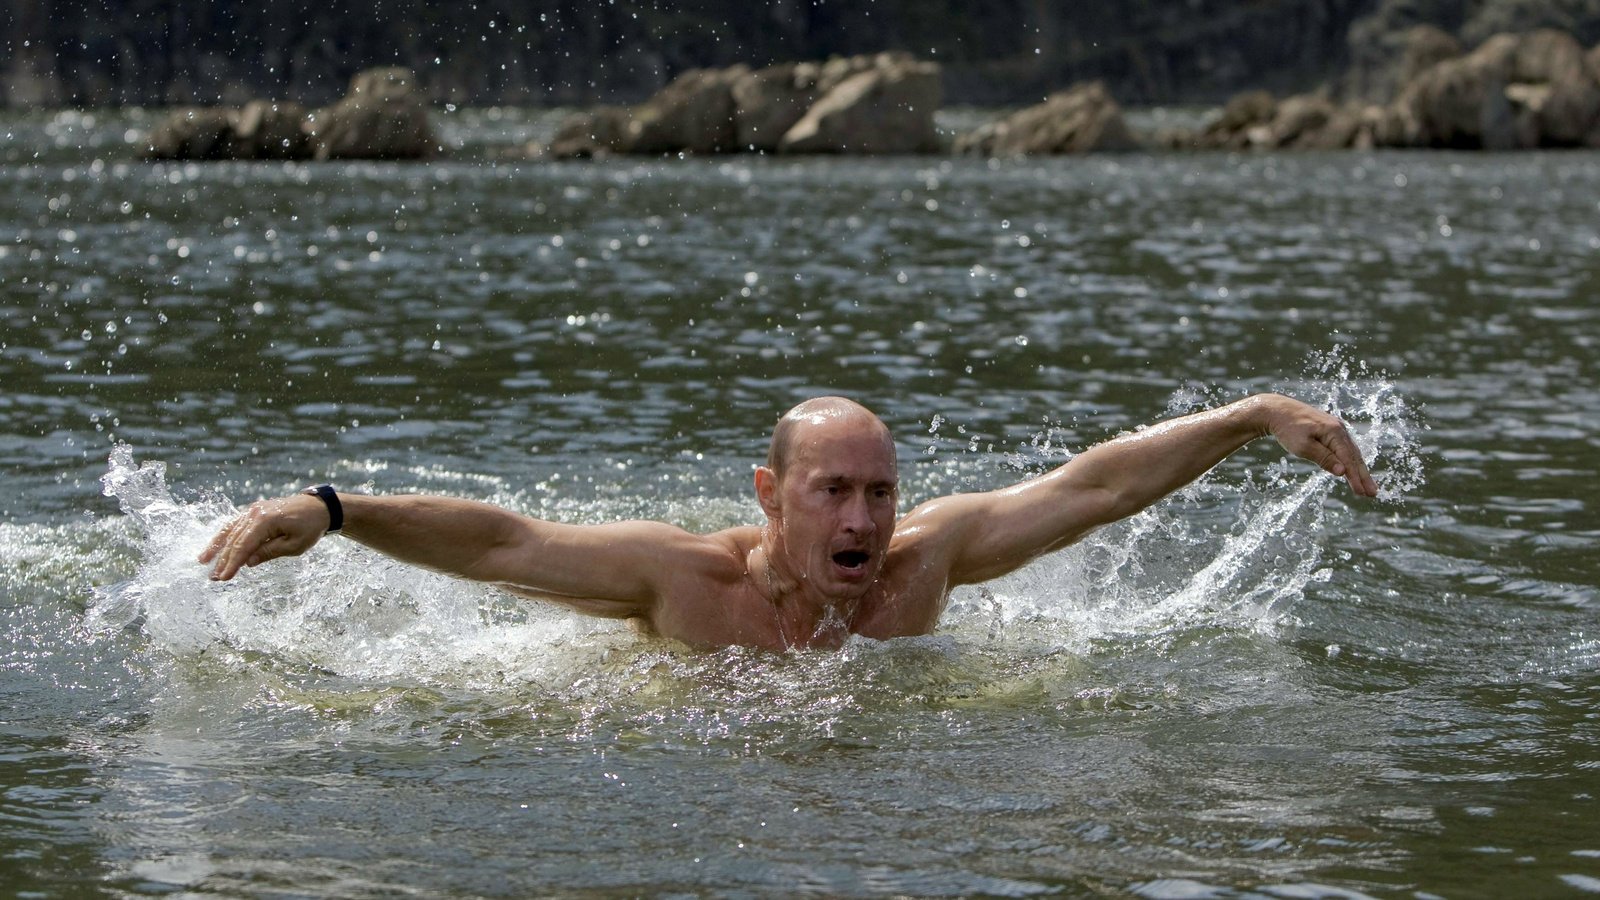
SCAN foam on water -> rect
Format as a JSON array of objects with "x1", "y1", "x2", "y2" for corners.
[
  {"x1": 88, "y1": 363, "x2": 1422, "y2": 702},
  {"x1": 945, "y1": 355, "x2": 1423, "y2": 646}
]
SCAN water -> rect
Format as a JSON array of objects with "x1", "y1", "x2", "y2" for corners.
[{"x1": 2, "y1": 108, "x2": 1598, "y2": 897}]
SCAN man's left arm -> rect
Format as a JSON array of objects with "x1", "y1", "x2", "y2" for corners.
[{"x1": 899, "y1": 393, "x2": 1377, "y2": 586}]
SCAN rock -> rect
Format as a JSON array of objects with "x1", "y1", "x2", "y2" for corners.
[
  {"x1": 1512, "y1": 29, "x2": 1600, "y2": 145},
  {"x1": 815, "y1": 52, "x2": 910, "y2": 95},
  {"x1": 628, "y1": 66, "x2": 748, "y2": 155},
  {"x1": 1386, "y1": 34, "x2": 1519, "y2": 147},
  {"x1": 1590, "y1": 45, "x2": 1600, "y2": 146},
  {"x1": 308, "y1": 67, "x2": 435, "y2": 160},
  {"x1": 1380, "y1": 30, "x2": 1600, "y2": 148},
  {"x1": 228, "y1": 100, "x2": 311, "y2": 159},
  {"x1": 1186, "y1": 90, "x2": 1276, "y2": 150},
  {"x1": 1264, "y1": 94, "x2": 1336, "y2": 148},
  {"x1": 548, "y1": 106, "x2": 633, "y2": 158},
  {"x1": 732, "y1": 63, "x2": 820, "y2": 152},
  {"x1": 1346, "y1": 23, "x2": 1463, "y2": 103},
  {"x1": 1162, "y1": 88, "x2": 1377, "y2": 152},
  {"x1": 951, "y1": 82, "x2": 1138, "y2": 156},
  {"x1": 778, "y1": 58, "x2": 942, "y2": 154},
  {"x1": 144, "y1": 107, "x2": 236, "y2": 160},
  {"x1": 1400, "y1": 26, "x2": 1465, "y2": 86}
]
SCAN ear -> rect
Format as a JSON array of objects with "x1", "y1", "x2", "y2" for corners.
[{"x1": 754, "y1": 466, "x2": 781, "y2": 518}]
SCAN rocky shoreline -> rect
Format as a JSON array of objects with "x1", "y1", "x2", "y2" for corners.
[
  {"x1": 139, "y1": 27, "x2": 1600, "y2": 162},
  {"x1": 143, "y1": 68, "x2": 437, "y2": 162}
]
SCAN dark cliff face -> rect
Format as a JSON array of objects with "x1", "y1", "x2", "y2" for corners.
[{"x1": 2, "y1": 0, "x2": 1598, "y2": 109}]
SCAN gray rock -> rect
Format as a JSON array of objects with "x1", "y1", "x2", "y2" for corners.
[
  {"x1": 779, "y1": 59, "x2": 942, "y2": 154},
  {"x1": 732, "y1": 63, "x2": 820, "y2": 152},
  {"x1": 1380, "y1": 30, "x2": 1600, "y2": 148},
  {"x1": 229, "y1": 100, "x2": 311, "y2": 160},
  {"x1": 1346, "y1": 23, "x2": 1463, "y2": 103},
  {"x1": 1189, "y1": 90, "x2": 1277, "y2": 150},
  {"x1": 144, "y1": 107, "x2": 236, "y2": 160},
  {"x1": 628, "y1": 66, "x2": 748, "y2": 155},
  {"x1": 952, "y1": 82, "x2": 1138, "y2": 156},
  {"x1": 309, "y1": 67, "x2": 436, "y2": 160},
  {"x1": 548, "y1": 106, "x2": 634, "y2": 159}
]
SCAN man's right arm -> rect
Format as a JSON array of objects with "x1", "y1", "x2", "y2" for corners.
[
  {"x1": 199, "y1": 492, "x2": 689, "y2": 619},
  {"x1": 894, "y1": 393, "x2": 1376, "y2": 589}
]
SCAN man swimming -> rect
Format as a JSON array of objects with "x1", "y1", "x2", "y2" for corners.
[{"x1": 201, "y1": 393, "x2": 1377, "y2": 650}]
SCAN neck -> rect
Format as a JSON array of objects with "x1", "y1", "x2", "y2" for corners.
[{"x1": 750, "y1": 533, "x2": 860, "y2": 649}]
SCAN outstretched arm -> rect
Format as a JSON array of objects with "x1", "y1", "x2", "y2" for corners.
[
  {"x1": 199, "y1": 492, "x2": 694, "y2": 619},
  {"x1": 900, "y1": 393, "x2": 1377, "y2": 586}
]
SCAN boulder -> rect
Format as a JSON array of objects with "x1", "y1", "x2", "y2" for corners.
[
  {"x1": 228, "y1": 100, "x2": 311, "y2": 159},
  {"x1": 548, "y1": 106, "x2": 633, "y2": 158},
  {"x1": 732, "y1": 62, "x2": 821, "y2": 152},
  {"x1": 1400, "y1": 25, "x2": 1465, "y2": 86},
  {"x1": 308, "y1": 67, "x2": 435, "y2": 160},
  {"x1": 1161, "y1": 88, "x2": 1377, "y2": 152},
  {"x1": 144, "y1": 107, "x2": 235, "y2": 160},
  {"x1": 1379, "y1": 30, "x2": 1600, "y2": 148},
  {"x1": 1512, "y1": 29, "x2": 1600, "y2": 145},
  {"x1": 952, "y1": 82, "x2": 1139, "y2": 156},
  {"x1": 1386, "y1": 34, "x2": 1519, "y2": 147},
  {"x1": 815, "y1": 52, "x2": 918, "y2": 94},
  {"x1": 1347, "y1": 23, "x2": 1463, "y2": 103},
  {"x1": 1590, "y1": 44, "x2": 1600, "y2": 146},
  {"x1": 1255, "y1": 94, "x2": 1372, "y2": 150},
  {"x1": 1188, "y1": 90, "x2": 1277, "y2": 150},
  {"x1": 628, "y1": 66, "x2": 748, "y2": 155},
  {"x1": 1263, "y1": 94, "x2": 1334, "y2": 148},
  {"x1": 779, "y1": 58, "x2": 942, "y2": 154}
]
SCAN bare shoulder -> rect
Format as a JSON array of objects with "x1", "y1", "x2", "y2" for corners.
[
  {"x1": 645, "y1": 525, "x2": 769, "y2": 647},
  {"x1": 618, "y1": 520, "x2": 754, "y2": 582},
  {"x1": 696, "y1": 525, "x2": 763, "y2": 578}
]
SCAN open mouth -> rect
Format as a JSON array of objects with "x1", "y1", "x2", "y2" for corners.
[{"x1": 832, "y1": 550, "x2": 870, "y2": 569}]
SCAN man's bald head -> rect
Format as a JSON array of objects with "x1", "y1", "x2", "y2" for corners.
[{"x1": 766, "y1": 397, "x2": 896, "y2": 481}]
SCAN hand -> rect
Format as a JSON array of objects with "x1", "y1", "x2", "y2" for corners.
[
  {"x1": 199, "y1": 494, "x2": 330, "y2": 581},
  {"x1": 1262, "y1": 395, "x2": 1379, "y2": 497}
]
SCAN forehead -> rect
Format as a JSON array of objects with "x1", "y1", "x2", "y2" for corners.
[{"x1": 787, "y1": 417, "x2": 898, "y2": 482}]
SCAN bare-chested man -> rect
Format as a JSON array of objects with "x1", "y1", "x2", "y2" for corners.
[{"x1": 201, "y1": 393, "x2": 1377, "y2": 650}]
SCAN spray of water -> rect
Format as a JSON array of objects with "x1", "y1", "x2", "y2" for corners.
[
  {"x1": 945, "y1": 350, "x2": 1423, "y2": 646},
  {"x1": 90, "y1": 445, "x2": 633, "y2": 693}
]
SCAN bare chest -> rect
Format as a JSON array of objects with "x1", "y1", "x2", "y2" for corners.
[{"x1": 647, "y1": 553, "x2": 949, "y2": 650}]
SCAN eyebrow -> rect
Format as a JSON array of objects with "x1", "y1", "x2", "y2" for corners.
[{"x1": 810, "y1": 473, "x2": 898, "y2": 488}]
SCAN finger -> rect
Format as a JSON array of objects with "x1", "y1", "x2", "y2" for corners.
[
  {"x1": 198, "y1": 515, "x2": 242, "y2": 563},
  {"x1": 245, "y1": 532, "x2": 300, "y2": 569},
  {"x1": 1309, "y1": 435, "x2": 1345, "y2": 478},
  {"x1": 1328, "y1": 426, "x2": 1378, "y2": 498},
  {"x1": 212, "y1": 517, "x2": 269, "y2": 581}
]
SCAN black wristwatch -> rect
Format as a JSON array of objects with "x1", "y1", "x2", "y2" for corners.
[{"x1": 302, "y1": 484, "x2": 343, "y2": 533}]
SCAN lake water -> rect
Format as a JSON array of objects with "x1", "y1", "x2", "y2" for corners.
[{"x1": 2, "y1": 108, "x2": 1598, "y2": 897}]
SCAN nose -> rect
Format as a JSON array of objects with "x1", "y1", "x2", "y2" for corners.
[{"x1": 841, "y1": 491, "x2": 875, "y2": 536}]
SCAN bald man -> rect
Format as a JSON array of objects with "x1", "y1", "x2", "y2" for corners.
[{"x1": 201, "y1": 394, "x2": 1377, "y2": 650}]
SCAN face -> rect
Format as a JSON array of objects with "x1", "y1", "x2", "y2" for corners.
[{"x1": 758, "y1": 413, "x2": 898, "y2": 601}]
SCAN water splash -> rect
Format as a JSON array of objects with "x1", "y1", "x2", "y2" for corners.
[
  {"x1": 90, "y1": 444, "x2": 620, "y2": 688},
  {"x1": 947, "y1": 354, "x2": 1424, "y2": 645}
]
